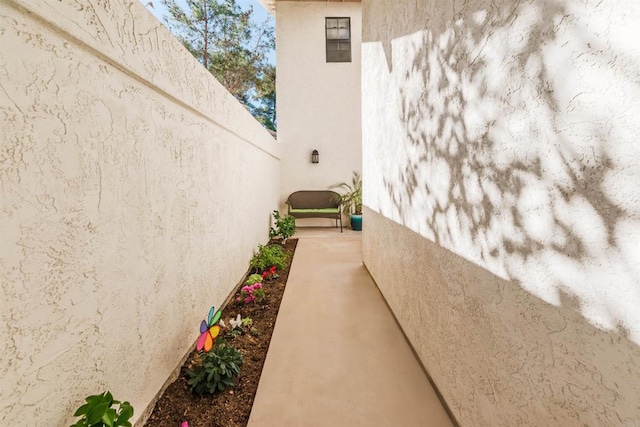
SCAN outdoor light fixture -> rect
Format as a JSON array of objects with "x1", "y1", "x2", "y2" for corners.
[{"x1": 311, "y1": 150, "x2": 319, "y2": 164}]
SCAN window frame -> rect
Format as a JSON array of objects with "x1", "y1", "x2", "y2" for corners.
[{"x1": 325, "y1": 17, "x2": 351, "y2": 63}]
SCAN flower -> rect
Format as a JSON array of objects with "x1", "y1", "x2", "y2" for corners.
[
  {"x1": 229, "y1": 314, "x2": 242, "y2": 330},
  {"x1": 181, "y1": 422, "x2": 189, "y2": 427}
]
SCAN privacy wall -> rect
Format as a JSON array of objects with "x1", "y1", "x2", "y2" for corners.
[
  {"x1": 361, "y1": 0, "x2": 640, "y2": 425},
  {"x1": 0, "y1": 0, "x2": 280, "y2": 424}
]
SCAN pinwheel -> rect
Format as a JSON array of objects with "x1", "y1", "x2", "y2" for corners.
[{"x1": 196, "y1": 306, "x2": 222, "y2": 352}]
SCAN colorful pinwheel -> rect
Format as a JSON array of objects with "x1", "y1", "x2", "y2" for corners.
[{"x1": 196, "y1": 306, "x2": 222, "y2": 352}]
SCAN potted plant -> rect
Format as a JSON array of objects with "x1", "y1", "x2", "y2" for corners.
[{"x1": 330, "y1": 171, "x2": 363, "y2": 231}]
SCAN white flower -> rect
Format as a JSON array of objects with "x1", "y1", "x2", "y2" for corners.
[
  {"x1": 229, "y1": 314, "x2": 242, "y2": 330},
  {"x1": 218, "y1": 319, "x2": 226, "y2": 329}
]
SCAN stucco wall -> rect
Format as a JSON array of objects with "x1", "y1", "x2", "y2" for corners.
[
  {"x1": 361, "y1": 0, "x2": 640, "y2": 425},
  {"x1": 0, "y1": 0, "x2": 280, "y2": 424},
  {"x1": 276, "y1": 2, "x2": 362, "y2": 225}
]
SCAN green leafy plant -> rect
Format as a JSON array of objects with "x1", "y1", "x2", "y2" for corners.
[
  {"x1": 330, "y1": 171, "x2": 363, "y2": 215},
  {"x1": 250, "y1": 244, "x2": 288, "y2": 272},
  {"x1": 187, "y1": 340, "x2": 243, "y2": 394},
  {"x1": 245, "y1": 274, "x2": 263, "y2": 285},
  {"x1": 70, "y1": 391, "x2": 133, "y2": 427},
  {"x1": 241, "y1": 317, "x2": 253, "y2": 327},
  {"x1": 225, "y1": 328, "x2": 243, "y2": 339},
  {"x1": 269, "y1": 210, "x2": 296, "y2": 241}
]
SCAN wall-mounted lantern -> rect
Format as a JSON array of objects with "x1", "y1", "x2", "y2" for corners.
[{"x1": 311, "y1": 150, "x2": 319, "y2": 164}]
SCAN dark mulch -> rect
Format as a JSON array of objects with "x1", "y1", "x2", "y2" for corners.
[{"x1": 146, "y1": 239, "x2": 298, "y2": 427}]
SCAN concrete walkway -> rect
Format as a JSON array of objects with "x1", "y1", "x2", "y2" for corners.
[{"x1": 247, "y1": 229, "x2": 454, "y2": 427}]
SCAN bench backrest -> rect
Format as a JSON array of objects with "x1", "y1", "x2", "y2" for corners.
[{"x1": 286, "y1": 191, "x2": 341, "y2": 209}]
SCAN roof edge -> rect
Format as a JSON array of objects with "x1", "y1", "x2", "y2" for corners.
[{"x1": 255, "y1": 0, "x2": 276, "y2": 16}]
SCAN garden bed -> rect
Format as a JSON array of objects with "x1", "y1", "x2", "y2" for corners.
[{"x1": 146, "y1": 239, "x2": 298, "y2": 427}]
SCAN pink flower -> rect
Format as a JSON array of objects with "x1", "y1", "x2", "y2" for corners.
[
  {"x1": 255, "y1": 283, "x2": 263, "y2": 289},
  {"x1": 244, "y1": 297, "x2": 252, "y2": 303},
  {"x1": 236, "y1": 297, "x2": 240, "y2": 302},
  {"x1": 181, "y1": 422, "x2": 189, "y2": 427}
]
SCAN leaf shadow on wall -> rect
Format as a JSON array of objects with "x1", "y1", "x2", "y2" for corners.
[
  {"x1": 364, "y1": 0, "x2": 640, "y2": 423},
  {"x1": 374, "y1": 0, "x2": 639, "y2": 342}
]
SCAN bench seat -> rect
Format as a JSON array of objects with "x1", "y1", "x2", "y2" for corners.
[
  {"x1": 289, "y1": 208, "x2": 340, "y2": 214},
  {"x1": 286, "y1": 191, "x2": 343, "y2": 232}
]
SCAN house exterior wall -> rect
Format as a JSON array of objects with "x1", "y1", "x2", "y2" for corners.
[
  {"x1": 0, "y1": 0, "x2": 280, "y2": 424},
  {"x1": 361, "y1": 0, "x2": 640, "y2": 425},
  {"x1": 276, "y1": 2, "x2": 362, "y2": 224}
]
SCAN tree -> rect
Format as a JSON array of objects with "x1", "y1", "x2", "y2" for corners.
[
  {"x1": 162, "y1": 0, "x2": 276, "y2": 130},
  {"x1": 250, "y1": 65, "x2": 276, "y2": 131}
]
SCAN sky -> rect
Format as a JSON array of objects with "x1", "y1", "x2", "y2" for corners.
[{"x1": 139, "y1": 0, "x2": 276, "y2": 64}]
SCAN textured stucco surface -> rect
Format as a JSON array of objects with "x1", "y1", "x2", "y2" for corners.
[
  {"x1": 361, "y1": 0, "x2": 640, "y2": 425},
  {"x1": 276, "y1": 2, "x2": 362, "y2": 225},
  {"x1": 0, "y1": 0, "x2": 280, "y2": 424}
]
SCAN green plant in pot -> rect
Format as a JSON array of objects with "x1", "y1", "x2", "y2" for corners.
[{"x1": 330, "y1": 171, "x2": 363, "y2": 231}]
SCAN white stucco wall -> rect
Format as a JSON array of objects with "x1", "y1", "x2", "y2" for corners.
[
  {"x1": 362, "y1": 0, "x2": 640, "y2": 425},
  {"x1": 0, "y1": 0, "x2": 280, "y2": 424},
  {"x1": 276, "y1": 2, "x2": 362, "y2": 225}
]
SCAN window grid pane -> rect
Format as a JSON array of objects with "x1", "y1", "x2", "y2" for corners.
[{"x1": 326, "y1": 17, "x2": 351, "y2": 63}]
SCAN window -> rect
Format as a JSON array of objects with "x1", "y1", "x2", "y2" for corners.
[{"x1": 325, "y1": 17, "x2": 351, "y2": 63}]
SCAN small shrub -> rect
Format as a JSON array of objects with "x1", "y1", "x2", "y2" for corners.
[
  {"x1": 70, "y1": 391, "x2": 133, "y2": 427},
  {"x1": 245, "y1": 274, "x2": 263, "y2": 285},
  {"x1": 250, "y1": 244, "x2": 288, "y2": 272},
  {"x1": 238, "y1": 283, "x2": 264, "y2": 304},
  {"x1": 269, "y1": 211, "x2": 296, "y2": 241},
  {"x1": 187, "y1": 340, "x2": 243, "y2": 394}
]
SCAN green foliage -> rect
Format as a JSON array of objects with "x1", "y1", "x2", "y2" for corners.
[
  {"x1": 245, "y1": 274, "x2": 263, "y2": 285},
  {"x1": 269, "y1": 210, "x2": 296, "y2": 241},
  {"x1": 249, "y1": 66, "x2": 276, "y2": 131},
  {"x1": 162, "y1": 0, "x2": 276, "y2": 130},
  {"x1": 250, "y1": 244, "x2": 288, "y2": 272},
  {"x1": 187, "y1": 340, "x2": 243, "y2": 394},
  {"x1": 225, "y1": 328, "x2": 242, "y2": 339},
  {"x1": 330, "y1": 171, "x2": 363, "y2": 215},
  {"x1": 70, "y1": 391, "x2": 133, "y2": 427},
  {"x1": 241, "y1": 317, "x2": 253, "y2": 327}
]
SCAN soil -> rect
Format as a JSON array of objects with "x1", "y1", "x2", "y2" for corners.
[{"x1": 146, "y1": 239, "x2": 298, "y2": 427}]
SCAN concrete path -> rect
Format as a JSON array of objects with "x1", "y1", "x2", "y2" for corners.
[{"x1": 247, "y1": 229, "x2": 454, "y2": 427}]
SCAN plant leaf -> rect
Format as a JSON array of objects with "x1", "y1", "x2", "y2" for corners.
[
  {"x1": 74, "y1": 403, "x2": 90, "y2": 416},
  {"x1": 117, "y1": 403, "x2": 134, "y2": 422},
  {"x1": 102, "y1": 408, "x2": 115, "y2": 427},
  {"x1": 87, "y1": 402, "x2": 109, "y2": 424}
]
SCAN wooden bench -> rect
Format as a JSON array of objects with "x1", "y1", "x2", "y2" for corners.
[{"x1": 286, "y1": 191, "x2": 343, "y2": 232}]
